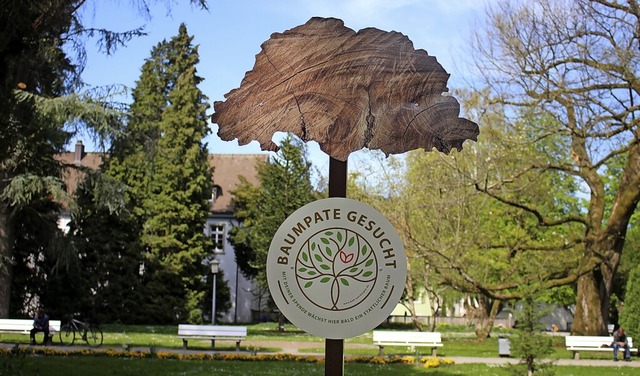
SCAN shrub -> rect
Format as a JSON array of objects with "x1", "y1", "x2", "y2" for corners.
[{"x1": 620, "y1": 265, "x2": 640, "y2": 338}]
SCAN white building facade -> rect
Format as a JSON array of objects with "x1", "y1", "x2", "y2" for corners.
[{"x1": 206, "y1": 154, "x2": 268, "y2": 324}]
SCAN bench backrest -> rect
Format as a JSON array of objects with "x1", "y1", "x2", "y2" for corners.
[
  {"x1": 0, "y1": 319, "x2": 61, "y2": 332},
  {"x1": 373, "y1": 331, "x2": 441, "y2": 343},
  {"x1": 566, "y1": 336, "x2": 634, "y2": 348},
  {"x1": 178, "y1": 324, "x2": 246, "y2": 337}
]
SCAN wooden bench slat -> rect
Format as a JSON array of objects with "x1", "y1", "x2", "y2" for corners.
[
  {"x1": 565, "y1": 335, "x2": 637, "y2": 360},
  {"x1": 372, "y1": 331, "x2": 443, "y2": 356},
  {"x1": 0, "y1": 319, "x2": 62, "y2": 345},
  {"x1": 0, "y1": 319, "x2": 61, "y2": 334},
  {"x1": 177, "y1": 324, "x2": 247, "y2": 351}
]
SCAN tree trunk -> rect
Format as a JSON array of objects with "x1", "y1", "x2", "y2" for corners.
[
  {"x1": 572, "y1": 231, "x2": 623, "y2": 335},
  {"x1": 474, "y1": 298, "x2": 500, "y2": 340},
  {"x1": 0, "y1": 206, "x2": 14, "y2": 318},
  {"x1": 572, "y1": 270, "x2": 608, "y2": 335},
  {"x1": 426, "y1": 293, "x2": 439, "y2": 332},
  {"x1": 422, "y1": 266, "x2": 440, "y2": 332},
  {"x1": 407, "y1": 299, "x2": 423, "y2": 331},
  {"x1": 404, "y1": 268, "x2": 424, "y2": 331}
]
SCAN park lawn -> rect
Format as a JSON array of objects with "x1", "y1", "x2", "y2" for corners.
[
  {"x1": 304, "y1": 335, "x2": 633, "y2": 361},
  {"x1": 0, "y1": 323, "x2": 629, "y2": 360},
  {"x1": 0, "y1": 322, "x2": 362, "y2": 352},
  {"x1": 2, "y1": 355, "x2": 640, "y2": 376}
]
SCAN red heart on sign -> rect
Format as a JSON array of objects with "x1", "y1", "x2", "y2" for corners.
[{"x1": 339, "y1": 250, "x2": 354, "y2": 264}]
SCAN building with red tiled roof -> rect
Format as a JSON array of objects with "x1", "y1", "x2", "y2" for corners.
[
  {"x1": 56, "y1": 141, "x2": 268, "y2": 324},
  {"x1": 205, "y1": 153, "x2": 267, "y2": 323}
]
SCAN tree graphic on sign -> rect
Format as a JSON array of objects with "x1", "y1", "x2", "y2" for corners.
[{"x1": 296, "y1": 228, "x2": 378, "y2": 310}]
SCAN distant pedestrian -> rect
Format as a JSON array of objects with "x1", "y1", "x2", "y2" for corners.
[
  {"x1": 30, "y1": 309, "x2": 50, "y2": 345},
  {"x1": 612, "y1": 326, "x2": 631, "y2": 362}
]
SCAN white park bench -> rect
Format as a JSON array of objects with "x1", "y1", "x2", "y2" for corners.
[
  {"x1": 373, "y1": 330, "x2": 443, "y2": 356},
  {"x1": 177, "y1": 324, "x2": 247, "y2": 351},
  {"x1": 0, "y1": 318, "x2": 61, "y2": 344},
  {"x1": 565, "y1": 336, "x2": 638, "y2": 360}
]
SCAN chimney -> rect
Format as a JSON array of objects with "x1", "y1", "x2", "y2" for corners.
[{"x1": 74, "y1": 140, "x2": 84, "y2": 163}]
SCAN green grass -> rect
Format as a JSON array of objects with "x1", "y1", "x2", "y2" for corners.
[
  {"x1": 298, "y1": 335, "x2": 635, "y2": 362},
  {"x1": 0, "y1": 323, "x2": 631, "y2": 361},
  {"x1": 2, "y1": 356, "x2": 640, "y2": 376},
  {"x1": 1, "y1": 323, "x2": 639, "y2": 375}
]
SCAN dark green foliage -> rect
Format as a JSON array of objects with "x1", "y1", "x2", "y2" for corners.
[
  {"x1": 506, "y1": 292, "x2": 555, "y2": 376},
  {"x1": 0, "y1": 0, "x2": 151, "y2": 318},
  {"x1": 73, "y1": 24, "x2": 222, "y2": 324},
  {"x1": 611, "y1": 212, "x2": 640, "y2": 322},
  {"x1": 0, "y1": 0, "x2": 210, "y2": 320},
  {"x1": 138, "y1": 25, "x2": 213, "y2": 323},
  {"x1": 228, "y1": 178, "x2": 261, "y2": 280},
  {"x1": 9, "y1": 199, "x2": 68, "y2": 318},
  {"x1": 620, "y1": 265, "x2": 640, "y2": 338},
  {"x1": 56, "y1": 175, "x2": 147, "y2": 323},
  {"x1": 229, "y1": 134, "x2": 318, "y2": 287},
  {"x1": 0, "y1": 0, "x2": 79, "y2": 317}
]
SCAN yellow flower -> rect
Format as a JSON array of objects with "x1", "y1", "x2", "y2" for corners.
[{"x1": 420, "y1": 356, "x2": 455, "y2": 368}]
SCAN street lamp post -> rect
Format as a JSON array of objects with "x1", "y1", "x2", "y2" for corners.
[{"x1": 210, "y1": 260, "x2": 220, "y2": 325}]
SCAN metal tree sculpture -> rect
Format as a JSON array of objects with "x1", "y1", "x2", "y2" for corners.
[{"x1": 212, "y1": 17, "x2": 479, "y2": 161}]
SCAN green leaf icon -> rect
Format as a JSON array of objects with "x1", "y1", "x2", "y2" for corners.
[
  {"x1": 365, "y1": 259, "x2": 374, "y2": 267},
  {"x1": 304, "y1": 281, "x2": 313, "y2": 288},
  {"x1": 326, "y1": 247, "x2": 332, "y2": 256},
  {"x1": 337, "y1": 232, "x2": 343, "y2": 242},
  {"x1": 363, "y1": 271, "x2": 373, "y2": 277},
  {"x1": 302, "y1": 252, "x2": 308, "y2": 262},
  {"x1": 361, "y1": 245, "x2": 368, "y2": 256},
  {"x1": 348, "y1": 237, "x2": 355, "y2": 247},
  {"x1": 320, "y1": 277, "x2": 331, "y2": 283},
  {"x1": 349, "y1": 267, "x2": 358, "y2": 273},
  {"x1": 298, "y1": 267, "x2": 307, "y2": 272},
  {"x1": 311, "y1": 243, "x2": 316, "y2": 250},
  {"x1": 340, "y1": 278, "x2": 349, "y2": 286},
  {"x1": 320, "y1": 264, "x2": 331, "y2": 270},
  {"x1": 321, "y1": 237, "x2": 330, "y2": 245},
  {"x1": 315, "y1": 254, "x2": 323, "y2": 262},
  {"x1": 324, "y1": 231, "x2": 334, "y2": 236}
]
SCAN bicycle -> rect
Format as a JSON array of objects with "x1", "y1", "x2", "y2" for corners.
[{"x1": 59, "y1": 315, "x2": 103, "y2": 347}]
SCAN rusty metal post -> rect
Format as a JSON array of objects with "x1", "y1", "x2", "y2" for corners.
[
  {"x1": 328, "y1": 157, "x2": 347, "y2": 198},
  {"x1": 325, "y1": 156, "x2": 347, "y2": 376}
]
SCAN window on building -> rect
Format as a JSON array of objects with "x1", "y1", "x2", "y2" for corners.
[
  {"x1": 210, "y1": 223, "x2": 226, "y2": 253},
  {"x1": 210, "y1": 185, "x2": 223, "y2": 203}
]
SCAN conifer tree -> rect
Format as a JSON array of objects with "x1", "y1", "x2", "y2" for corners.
[
  {"x1": 230, "y1": 134, "x2": 318, "y2": 287},
  {"x1": 507, "y1": 289, "x2": 556, "y2": 376},
  {"x1": 102, "y1": 24, "x2": 214, "y2": 323},
  {"x1": 144, "y1": 24, "x2": 213, "y2": 323},
  {"x1": 229, "y1": 134, "x2": 317, "y2": 329},
  {"x1": 620, "y1": 265, "x2": 640, "y2": 338},
  {"x1": 0, "y1": 0, "x2": 208, "y2": 318}
]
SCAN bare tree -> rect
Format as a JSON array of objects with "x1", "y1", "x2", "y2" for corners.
[{"x1": 470, "y1": 0, "x2": 640, "y2": 334}]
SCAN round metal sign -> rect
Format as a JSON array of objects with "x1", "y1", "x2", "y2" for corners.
[{"x1": 266, "y1": 198, "x2": 407, "y2": 339}]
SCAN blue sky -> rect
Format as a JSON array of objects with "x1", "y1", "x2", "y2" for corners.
[{"x1": 77, "y1": 0, "x2": 485, "y2": 173}]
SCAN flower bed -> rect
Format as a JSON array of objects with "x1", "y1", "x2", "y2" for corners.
[{"x1": 0, "y1": 345, "x2": 454, "y2": 368}]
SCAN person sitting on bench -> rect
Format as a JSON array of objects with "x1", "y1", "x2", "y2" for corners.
[
  {"x1": 612, "y1": 326, "x2": 632, "y2": 362},
  {"x1": 30, "y1": 309, "x2": 50, "y2": 345}
]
